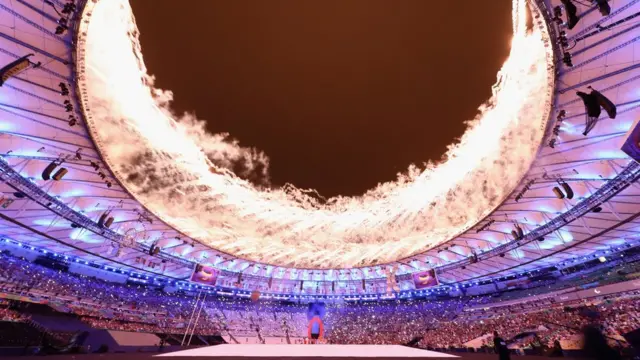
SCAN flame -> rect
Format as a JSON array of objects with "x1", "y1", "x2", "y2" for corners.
[{"x1": 78, "y1": 0, "x2": 553, "y2": 269}]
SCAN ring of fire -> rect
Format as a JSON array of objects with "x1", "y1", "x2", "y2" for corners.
[{"x1": 75, "y1": 0, "x2": 554, "y2": 269}]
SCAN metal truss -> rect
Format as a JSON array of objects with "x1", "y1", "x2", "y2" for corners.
[
  {"x1": 436, "y1": 161, "x2": 640, "y2": 273},
  {"x1": 0, "y1": 157, "x2": 191, "y2": 268}
]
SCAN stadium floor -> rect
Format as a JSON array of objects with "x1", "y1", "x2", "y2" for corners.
[
  {"x1": 158, "y1": 344, "x2": 456, "y2": 358},
  {"x1": 154, "y1": 344, "x2": 579, "y2": 359},
  {"x1": 1, "y1": 344, "x2": 580, "y2": 360},
  {"x1": 1, "y1": 354, "x2": 579, "y2": 360}
]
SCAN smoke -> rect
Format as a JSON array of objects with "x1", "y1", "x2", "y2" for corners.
[{"x1": 79, "y1": 0, "x2": 553, "y2": 268}]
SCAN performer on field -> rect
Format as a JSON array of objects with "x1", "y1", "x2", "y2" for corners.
[{"x1": 308, "y1": 313, "x2": 324, "y2": 344}]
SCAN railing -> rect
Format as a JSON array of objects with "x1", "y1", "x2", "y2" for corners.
[{"x1": 26, "y1": 319, "x2": 68, "y2": 345}]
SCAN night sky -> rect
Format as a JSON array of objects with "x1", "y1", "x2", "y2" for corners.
[{"x1": 129, "y1": 0, "x2": 512, "y2": 198}]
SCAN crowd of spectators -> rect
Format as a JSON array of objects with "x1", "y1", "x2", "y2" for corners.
[
  {"x1": 0, "y1": 306, "x2": 26, "y2": 322},
  {"x1": 0, "y1": 251, "x2": 639, "y2": 352},
  {"x1": 0, "y1": 253, "x2": 312, "y2": 339},
  {"x1": 418, "y1": 296, "x2": 640, "y2": 350},
  {"x1": 324, "y1": 299, "x2": 466, "y2": 344},
  {"x1": 316, "y1": 295, "x2": 640, "y2": 350}
]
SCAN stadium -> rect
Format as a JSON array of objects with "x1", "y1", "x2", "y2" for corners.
[{"x1": 0, "y1": 0, "x2": 640, "y2": 358}]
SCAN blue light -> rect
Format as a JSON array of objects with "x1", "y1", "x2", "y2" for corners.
[{"x1": 0, "y1": 122, "x2": 15, "y2": 132}]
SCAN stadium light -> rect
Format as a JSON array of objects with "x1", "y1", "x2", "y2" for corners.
[
  {"x1": 552, "y1": 6, "x2": 563, "y2": 24},
  {"x1": 562, "y1": 52, "x2": 573, "y2": 67}
]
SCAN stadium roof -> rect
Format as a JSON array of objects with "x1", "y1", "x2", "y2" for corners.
[{"x1": 0, "y1": 0, "x2": 639, "y2": 290}]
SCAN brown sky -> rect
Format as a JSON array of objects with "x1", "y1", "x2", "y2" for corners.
[{"x1": 130, "y1": 0, "x2": 512, "y2": 197}]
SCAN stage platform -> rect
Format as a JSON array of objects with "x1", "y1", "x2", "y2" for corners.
[{"x1": 157, "y1": 344, "x2": 457, "y2": 358}]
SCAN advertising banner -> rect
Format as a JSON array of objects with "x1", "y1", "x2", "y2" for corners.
[
  {"x1": 412, "y1": 269, "x2": 439, "y2": 289},
  {"x1": 189, "y1": 264, "x2": 218, "y2": 286},
  {"x1": 622, "y1": 119, "x2": 640, "y2": 162}
]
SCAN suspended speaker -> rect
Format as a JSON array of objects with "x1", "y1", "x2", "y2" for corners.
[
  {"x1": 561, "y1": 0, "x2": 580, "y2": 29},
  {"x1": 590, "y1": 87, "x2": 616, "y2": 119},
  {"x1": 149, "y1": 245, "x2": 160, "y2": 256},
  {"x1": 516, "y1": 225, "x2": 524, "y2": 238},
  {"x1": 577, "y1": 91, "x2": 601, "y2": 136},
  {"x1": 511, "y1": 230, "x2": 519, "y2": 240},
  {"x1": 577, "y1": 91, "x2": 601, "y2": 118},
  {"x1": 552, "y1": 186, "x2": 565, "y2": 199},
  {"x1": 594, "y1": 0, "x2": 611, "y2": 17},
  {"x1": 561, "y1": 182, "x2": 574, "y2": 199},
  {"x1": 104, "y1": 217, "x2": 114, "y2": 228},
  {"x1": 0, "y1": 54, "x2": 34, "y2": 87},
  {"x1": 52, "y1": 168, "x2": 68, "y2": 181},
  {"x1": 98, "y1": 213, "x2": 108, "y2": 227},
  {"x1": 42, "y1": 161, "x2": 58, "y2": 180}
]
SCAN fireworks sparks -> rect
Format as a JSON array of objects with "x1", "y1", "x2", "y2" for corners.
[{"x1": 76, "y1": 0, "x2": 553, "y2": 268}]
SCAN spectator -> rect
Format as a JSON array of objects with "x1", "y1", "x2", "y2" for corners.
[{"x1": 493, "y1": 331, "x2": 510, "y2": 360}]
